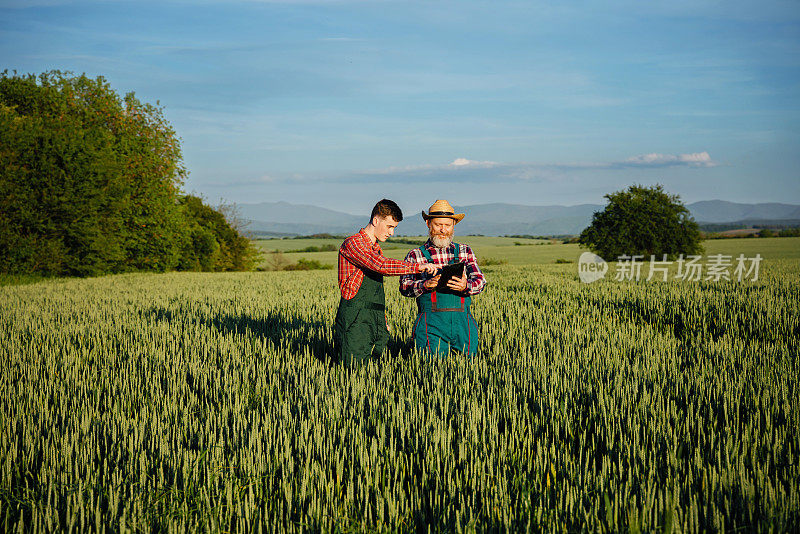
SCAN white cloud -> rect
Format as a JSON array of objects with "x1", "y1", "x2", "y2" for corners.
[
  {"x1": 621, "y1": 151, "x2": 718, "y2": 168},
  {"x1": 240, "y1": 151, "x2": 719, "y2": 187},
  {"x1": 448, "y1": 157, "x2": 498, "y2": 167}
]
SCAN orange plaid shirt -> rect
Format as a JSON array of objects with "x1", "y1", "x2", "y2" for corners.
[{"x1": 338, "y1": 229, "x2": 421, "y2": 299}]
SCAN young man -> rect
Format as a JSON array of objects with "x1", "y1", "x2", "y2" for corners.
[
  {"x1": 399, "y1": 199, "x2": 487, "y2": 357},
  {"x1": 335, "y1": 199, "x2": 438, "y2": 366}
]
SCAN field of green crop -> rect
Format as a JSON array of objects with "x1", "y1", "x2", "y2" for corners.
[
  {"x1": 254, "y1": 236, "x2": 800, "y2": 269},
  {"x1": 1, "y1": 239, "x2": 799, "y2": 531},
  {"x1": 254, "y1": 235, "x2": 550, "y2": 269}
]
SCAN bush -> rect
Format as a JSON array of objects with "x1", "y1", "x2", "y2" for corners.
[
  {"x1": 758, "y1": 228, "x2": 775, "y2": 238},
  {"x1": 285, "y1": 259, "x2": 333, "y2": 271},
  {"x1": 479, "y1": 257, "x2": 508, "y2": 266},
  {"x1": 178, "y1": 196, "x2": 261, "y2": 272},
  {"x1": 261, "y1": 253, "x2": 333, "y2": 271},
  {"x1": 286, "y1": 244, "x2": 337, "y2": 253}
]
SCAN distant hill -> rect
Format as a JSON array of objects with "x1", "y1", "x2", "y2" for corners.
[
  {"x1": 689, "y1": 200, "x2": 800, "y2": 223},
  {"x1": 390, "y1": 203, "x2": 602, "y2": 236},
  {"x1": 239, "y1": 200, "x2": 800, "y2": 237},
  {"x1": 238, "y1": 201, "x2": 364, "y2": 236}
]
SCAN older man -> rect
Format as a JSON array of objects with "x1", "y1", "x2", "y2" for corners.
[
  {"x1": 336, "y1": 199, "x2": 438, "y2": 366},
  {"x1": 399, "y1": 199, "x2": 487, "y2": 357}
]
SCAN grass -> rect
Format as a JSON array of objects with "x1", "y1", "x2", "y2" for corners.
[
  {"x1": 0, "y1": 274, "x2": 50, "y2": 287},
  {"x1": 703, "y1": 235, "x2": 800, "y2": 259}
]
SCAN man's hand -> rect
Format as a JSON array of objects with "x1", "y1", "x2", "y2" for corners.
[
  {"x1": 446, "y1": 267, "x2": 468, "y2": 292},
  {"x1": 420, "y1": 263, "x2": 439, "y2": 275},
  {"x1": 423, "y1": 275, "x2": 440, "y2": 290}
]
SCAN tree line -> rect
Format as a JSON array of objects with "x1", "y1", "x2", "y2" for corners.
[{"x1": 0, "y1": 71, "x2": 259, "y2": 276}]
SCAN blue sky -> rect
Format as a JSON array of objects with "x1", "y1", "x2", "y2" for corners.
[{"x1": 2, "y1": 0, "x2": 799, "y2": 215}]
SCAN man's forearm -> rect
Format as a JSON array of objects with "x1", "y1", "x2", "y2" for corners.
[
  {"x1": 399, "y1": 249, "x2": 427, "y2": 297},
  {"x1": 466, "y1": 274, "x2": 486, "y2": 295},
  {"x1": 342, "y1": 244, "x2": 419, "y2": 276},
  {"x1": 400, "y1": 276, "x2": 426, "y2": 297}
]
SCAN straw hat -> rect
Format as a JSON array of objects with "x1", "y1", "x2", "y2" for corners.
[{"x1": 421, "y1": 199, "x2": 465, "y2": 223}]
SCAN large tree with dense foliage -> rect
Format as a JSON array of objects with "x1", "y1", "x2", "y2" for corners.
[
  {"x1": 579, "y1": 184, "x2": 703, "y2": 261},
  {"x1": 0, "y1": 70, "x2": 258, "y2": 275}
]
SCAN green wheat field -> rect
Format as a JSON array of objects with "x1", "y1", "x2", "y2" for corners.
[{"x1": 2, "y1": 237, "x2": 799, "y2": 532}]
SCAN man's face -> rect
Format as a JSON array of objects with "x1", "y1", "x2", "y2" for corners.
[
  {"x1": 428, "y1": 218, "x2": 455, "y2": 249},
  {"x1": 373, "y1": 215, "x2": 398, "y2": 242}
]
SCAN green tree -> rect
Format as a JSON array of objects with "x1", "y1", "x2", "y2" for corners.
[
  {"x1": 114, "y1": 91, "x2": 187, "y2": 272},
  {"x1": 1, "y1": 72, "x2": 123, "y2": 275},
  {"x1": 579, "y1": 184, "x2": 703, "y2": 261},
  {"x1": 0, "y1": 70, "x2": 187, "y2": 275},
  {"x1": 0, "y1": 71, "x2": 259, "y2": 276},
  {"x1": 178, "y1": 195, "x2": 260, "y2": 272}
]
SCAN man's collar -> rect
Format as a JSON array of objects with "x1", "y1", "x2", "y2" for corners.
[
  {"x1": 360, "y1": 228, "x2": 380, "y2": 248},
  {"x1": 359, "y1": 228, "x2": 372, "y2": 242}
]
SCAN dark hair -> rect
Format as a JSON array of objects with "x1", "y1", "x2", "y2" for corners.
[{"x1": 370, "y1": 199, "x2": 403, "y2": 222}]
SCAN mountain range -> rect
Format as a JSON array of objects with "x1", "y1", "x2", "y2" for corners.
[{"x1": 236, "y1": 200, "x2": 800, "y2": 237}]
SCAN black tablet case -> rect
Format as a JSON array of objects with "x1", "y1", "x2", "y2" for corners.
[{"x1": 436, "y1": 261, "x2": 466, "y2": 290}]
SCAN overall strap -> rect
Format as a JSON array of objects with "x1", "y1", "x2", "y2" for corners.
[
  {"x1": 451, "y1": 242, "x2": 464, "y2": 308},
  {"x1": 418, "y1": 245, "x2": 433, "y2": 262}
]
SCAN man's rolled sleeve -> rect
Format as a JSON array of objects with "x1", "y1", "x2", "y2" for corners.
[
  {"x1": 462, "y1": 245, "x2": 487, "y2": 296},
  {"x1": 400, "y1": 249, "x2": 428, "y2": 298}
]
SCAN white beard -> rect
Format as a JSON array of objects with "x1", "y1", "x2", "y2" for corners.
[{"x1": 430, "y1": 233, "x2": 453, "y2": 249}]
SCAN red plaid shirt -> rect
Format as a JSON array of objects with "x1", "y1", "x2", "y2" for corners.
[
  {"x1": 338, "y1": 229, "x2": 422, "y2": 299},
  {"x1": 399, "y1": 240, "x2": 487, "y2": 298}
]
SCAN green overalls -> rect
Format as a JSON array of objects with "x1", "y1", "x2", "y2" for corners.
[
  {"x1": 412, "y1": 244, "x2": 479, "y2": 358},
  {"x1": 334, "y1": 268, "x2": 389, "y2": 366}
]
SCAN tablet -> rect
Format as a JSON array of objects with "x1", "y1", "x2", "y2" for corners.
[{"x1": 436, "y1": 262, "x2": 466, "y2": 290}]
